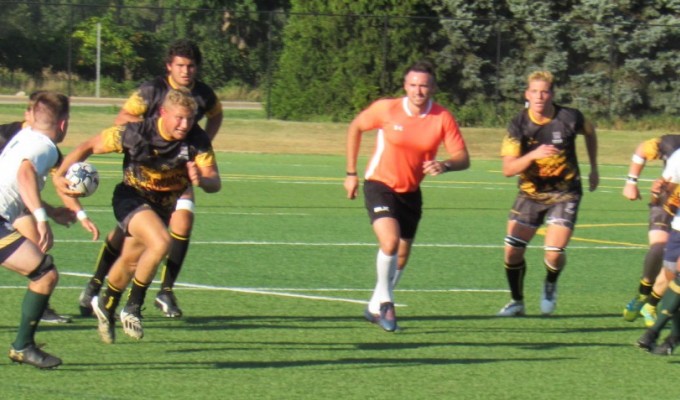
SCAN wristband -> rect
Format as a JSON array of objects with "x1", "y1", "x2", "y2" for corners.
[
  {"x1": 632, "y1": 154, "x2": 646, "y2": 165},
  {"x1": 346, "y1": 172, "x2": 358, "y2": 176},
  {"x1": 76, "y1": 210, "x2": 88, "y2": 221},
  {"x1": 626, "y1": 175, "x2": 638, "y2": 185},
  {"x1": 33, "y1": 208, "x2": 48, "y2": 222}
]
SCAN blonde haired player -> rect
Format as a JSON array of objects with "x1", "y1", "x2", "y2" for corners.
[{"x1": 498, "y1": 70, "x2": 598, "y2": 316}]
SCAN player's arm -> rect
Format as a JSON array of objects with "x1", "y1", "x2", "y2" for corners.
[
  {"x1": 501, "y1": 135, "x2": 559, "y2": 177},
  {"x1": 583, "y1": 120, "x2": 599, "y2": 192},
  {"x1": 623, "y1": 139, "x2": 659, "y2": 200},
  {"x1": 187, "y1": 160, "x2": 221, "y2": 193},
  {"x1": 204, "y1": 105, "x2": 223, "y2": 141},
  {"x1": 17, "y1": 159, "x2": 53, "y2": 252},
  {"x1": 53, "y1": 129, "x2": 118, "y2": 197},
  {"x1": 114, "y1": 91, "x2": 145, "y2": 126},
  {"x1": 53, "y1": 187, "x2": 100, "y2": 241},
  {"x1": 344, "y1": 117, "x2": 367, "y2": 200},
  {"x1": 42, "y1": 201, "x2": 75, "y2": 227}
]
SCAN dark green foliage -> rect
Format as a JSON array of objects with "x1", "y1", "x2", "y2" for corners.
[
  {"x1": 269, "y1": 0, "x2": 440, "y2": 121},
  {"x1": 0, "y1": 1, "x2": 676, "y2": 123}
]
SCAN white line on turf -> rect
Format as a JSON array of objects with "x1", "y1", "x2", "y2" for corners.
[
  {"x1": 0, "y1": 272, "x2": 509, "y2": 307},
  {"x1": 51, "y1": 239, "x2": 645, "y2": 249}
]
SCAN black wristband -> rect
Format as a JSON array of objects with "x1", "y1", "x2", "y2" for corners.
[{"x1": 346, "y1": 172, "x2": 358, "y2": 176}]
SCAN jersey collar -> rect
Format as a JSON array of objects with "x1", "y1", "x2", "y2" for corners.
[
  {"x1": 157, "y1": 118, "x2": 175, "y2": 141},
  {"x1": 402, "y1": 96, "x2": 432, "y2": 118}
]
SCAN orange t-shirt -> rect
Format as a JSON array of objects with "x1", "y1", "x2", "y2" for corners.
[{"x1": 356, "y1": 97, "x2": 466, "y2": 193}]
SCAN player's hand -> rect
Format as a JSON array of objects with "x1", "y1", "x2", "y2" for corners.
[
  {"x1": 79, "y1": 217, "x2": 100, "y2": 241},
  {"x1": 423, "y1": 160, "x2": 447, "y2": 176},
  {"x1": 344, "y1": 176, "x2": 359, "y2": 200},
  {"x1": 36, "y1": 221, "x2": 53, "y2": 252},
  {"x1": 52, "y1": 174, "x2": 84, "y2": 198},
  {"x1": 622, "y1": 182, "x2": 641, "y2": 200},
  {"x1": 530, "y1": 144, "x2": 559, "y2": 160},
  {"x1": 49, "y1": 207, "x2": 77, "y2": 227},
  {"x1": 589, "y1": 170, "x2": 599, "y2": 192},
  {"x1": 186, "y1": 161, "x2": 201, "y2": 186}
]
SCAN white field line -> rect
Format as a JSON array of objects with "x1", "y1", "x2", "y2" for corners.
[
  {"x1": 53, "y1": 239, "x2": 645, "y2": 250},
  {"x1": 0, "y1": 272, "x2": 510, "y2": 308}
]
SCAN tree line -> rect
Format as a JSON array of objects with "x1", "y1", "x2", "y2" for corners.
[{"x1": 0, "y1": 1, "x2": 677, "y2": 126}]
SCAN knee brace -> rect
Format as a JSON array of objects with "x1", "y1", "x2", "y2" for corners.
[
  {"x1": 545, "y1": 246, "x2": 565, "y2": 253},
  {"x1": 504, "y1": 235, "x2": 528, "y2": 248},
  {"x1": 27, "y1": 254, "x2": 56, "y2": 281}
]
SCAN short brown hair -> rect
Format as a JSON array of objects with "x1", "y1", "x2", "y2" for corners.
[{"x1": 32, "y1": 91, "x2": 70, "y2": 124}]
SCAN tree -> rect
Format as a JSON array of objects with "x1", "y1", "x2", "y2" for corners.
[{"x1": 270, "y1": 0, "x2": 439, "y2": 121}]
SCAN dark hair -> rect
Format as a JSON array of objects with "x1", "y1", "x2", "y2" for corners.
[
  {"x1": 166, "y1": 39, "x2": 202, "y2": 66},
  {"x1": 404, "y1": 60, "x2": 436, "y2": 78},
  {"x1": 32, "y1": 91, "x2": 70, "y2": 123}
]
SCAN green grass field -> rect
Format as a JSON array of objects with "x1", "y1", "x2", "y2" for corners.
[{"x1": 0, "y1": 106, "x2": 674, "y2": 399}]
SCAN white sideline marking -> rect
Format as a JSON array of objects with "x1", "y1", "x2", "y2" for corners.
[
  {"x1": 52, "y1": 239, "x2": 645, "y2": 250},
  {"x1": 0, "y1": 273, "x2": 510, "y2": 307}
]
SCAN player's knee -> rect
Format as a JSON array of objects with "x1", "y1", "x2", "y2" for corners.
[
  {"x1": 171, "y1": 201, "x2": 195, "y2": 235},
  {"x1": 544, "y1": 247, "x2": 566, "y2": 270},
  {"x1": 504, "y1": 235, "x2": 528, "y2": 249},
  {"x1": 545, "y1": 246, "x2": 565, "y2": 254},
  {"x1": 148, "y1": 232, "x2": 172, "y2": 256},
  {"x1": 27, "y1": 254, "x2": 57, "y2": 282}
]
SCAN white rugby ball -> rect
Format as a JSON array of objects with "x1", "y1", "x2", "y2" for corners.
[{"x1": 65, "y1": 161, "x2": 99, "y2": 197}]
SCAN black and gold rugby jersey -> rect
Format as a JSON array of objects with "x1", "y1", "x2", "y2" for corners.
[
  {"x1": 121, "y1": 76, "x2": 221, "y2": 125},
  {"x1": 641, "y1": 134, "x2": 680, "y2": 163},
  {"x1": 101, "y1": 117, "x2": 216, "y2": 209},
  {"x1": 501, "y1": 105, "x2": 588, "y2": 202},
  {"x1": 640, "y1": 134, "x2": 680, "y2": 216}
]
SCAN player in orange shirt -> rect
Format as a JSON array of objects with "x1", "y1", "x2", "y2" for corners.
[{"x1": 344, "y1": 60, "x2": 470, "y2": 332}]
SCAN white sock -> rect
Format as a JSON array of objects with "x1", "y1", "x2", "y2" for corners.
[
  {"x1": 368, "y1": 250, "x2": 397, "y2": 314},
  {"x1": 391, "y1": 268, "x2": 404, "y2": 288}
]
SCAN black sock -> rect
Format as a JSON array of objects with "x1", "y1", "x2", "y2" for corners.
[
  {"x1": 544, "y1": 260, "x2": 562, "y2": 284},
  {"x1": 91, "y1": 239, "x2": 121, "y2": 292},
  {"x1": 160, "y1": 233, "x2": 190, "y2": 291},
  {"x1": 126, "y1": 278, "x2": 151, "y2": 310},
  {"x1": 101, "y1": 282, "x2": 123, "y2": 314},
  {"x1": 648, "y1": 291, "x2": 662, "y2": 307},
  {"x1": 638, "y1": 279, "x2": 653, "y2": 296},
  {"x1": 504, "y1": 260, "x2": 526, "y2": 301}
]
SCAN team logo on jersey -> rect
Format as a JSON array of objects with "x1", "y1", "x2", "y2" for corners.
[
  {"x1": 393, "y1": 125, "x2": 404, "y2": 132},
  {"x1": 552, "y1": 131, "x2": 563, "y2": 144}
]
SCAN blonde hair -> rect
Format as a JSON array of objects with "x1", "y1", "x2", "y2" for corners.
[
  {"x1": 162, "y1": 87, "x2": 198, "y2": 115},
  {"x1": 527, "y1": 70, "x2": 554, "y2": 90}
]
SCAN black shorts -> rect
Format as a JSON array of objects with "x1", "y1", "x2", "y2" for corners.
[
  {"x1": 649, "y1": 204, "x2": 672, "y2": 232},
  {"x1": 508, "y1": 193, "x2": 581, "y2": 229},
  {"x1": 112, "y1": 183, "x2": 173, "y2": 234},
  {"x1": 363, "y1": 180, "x2": 422, "y2": 240}
]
